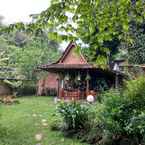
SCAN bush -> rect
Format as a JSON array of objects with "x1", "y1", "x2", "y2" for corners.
[
  {"x1": 97, "y1": 90, "x2": 125, "y2": 135},
  {"x1": 125, "y1": 112, "x2": 145, "y2": 135},
  {"x1": 50, "y1": 117, "x2": 62, "y2": 131},
  {"x1": 53, "y1": 77, "x2": 145, "y2": 145},
  {"x1": 124, "y1": 76, "x2": 145, "y2": 136},
  {"x1": 17, "y1": 81, "x2": 36, "y2": 96},
  {"x1": 94, "y1": 76, "x2": 145, "y2": 144},
  {"x1": 57, "y1": 101, "x2": 94, "y2": 134},
  {"x1": 125, "y1": 76, "x2": 145, "y2": 103}
]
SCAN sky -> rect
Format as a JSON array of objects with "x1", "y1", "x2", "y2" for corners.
[
  {"x1": 0, "y1": 0, "x2": 69, "y2": 50},
  {"x1": 0, "y1": 0, "x2": 51, "y2": 24}
]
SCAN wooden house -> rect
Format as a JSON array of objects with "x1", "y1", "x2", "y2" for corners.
[{"x1": 39, "y1": 41, "x2": 123, "y2": 100}]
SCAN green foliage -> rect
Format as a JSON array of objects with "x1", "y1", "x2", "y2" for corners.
[
  {"x1": 34, "y1": 0, "x2": 145, "y2": 66},
  {"x1": 118, "y1": 22, "x2": 145, "y2": 64},
  {"x1": 13, "y1": 36, "x2": 60, "y2": 79},
  {"x1": 0, "y1": 29, "x2": 60, "y2": 80},
  {"x1": 81, "y1": 123, "x2": 104, "y2": 144},
  {"x1": 57, "y1": 101, "x2": 92, "y2": 132},
  {"x1": 123, "y1": 77, "x2": 145, "y2": 135},
  {"x1": 125, "y1": 76, "x2": 145, "y2": 103},
  {"x1": 2, "y1": 1, "x2": 145, "y2": 66},
  {"x1": 0, "y1": 17, "x2": 61, "y2": 97},
  {"x1": 53, "y1": 77, "x2": 145, "y2": 144},
  {"x1": 96, "y1": 79, "x2": 109, "y2": 92},
  {"x1": 128, "y1": 27, "x2": 145, "y2": 64},
  {"x1": 17, "y1": 81, "x2": 36, "y2": 96},
  {"x1": 0, "y1": 26, "x2": 61, "y2": 95},
  {"x1": 92, "y1": 76, "x2": 145, "y2": 144},
  {"x1": 0, "y1": 35, "x2": 22, "y2": 82},
  {"x1": 97, "y1": 90, "x2": 126, "y2": 135},
  {"x1": 126, "y1": 112, "x2": 145, "y2": 135}
]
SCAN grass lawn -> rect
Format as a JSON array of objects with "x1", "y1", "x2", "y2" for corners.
[{"x1": 0, "y1": 96, "x2": 88, "y2": 145}]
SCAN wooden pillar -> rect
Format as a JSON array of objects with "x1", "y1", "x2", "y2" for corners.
[
  {"x1": 57, "y1": 73, "x2": 64, "y2": 99},
  {"x1": 64, "y1": 72, "x2": 69, "y2": 100},
  {"x1": 86, "y1": 79, "x2": 89, "y2": 96},
  {"x1": 115, "y1": 72, "x2": 119, "y2": 89},
  {"x1": 86, "y1": 71, "x2": 90, "y2": 98},
  {"x1": 77, "y1": 71, "x2": 81, "y2": 100},
  {"x1": 61, "y1": 79, "x2": 64, "y2": 100},
  {"x1": 57, "y1": 77, "x2": 60, "y2": 99}
]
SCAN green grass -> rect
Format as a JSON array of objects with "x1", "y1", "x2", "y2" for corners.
[{"x1": 0, "y1": 97, "x2": 88, "y2": 145}]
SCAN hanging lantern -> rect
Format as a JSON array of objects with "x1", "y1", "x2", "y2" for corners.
[
  {"x1": 64, "y1": 73, "x2": 69, "y2": 81},
  {"x1": 86, "y1": 72, "x2": 91, "y2": 80},
  {"x1": 77, "y1": 72, "x2": 81, "y2": 81},
  {"x1": 113, "y1": 63, "x2": 120, "y2": 72}
]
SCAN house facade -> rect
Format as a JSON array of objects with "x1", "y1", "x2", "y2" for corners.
[{"x1": 38, "y1": 41, "x2": 123, "y2": 100}]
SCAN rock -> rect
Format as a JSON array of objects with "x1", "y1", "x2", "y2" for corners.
[
  {"x1": 32, "y1": 113, "x2": 37, "y2": 117},
  {"x1": 36, "y1": 143, "x2": 41, "y2": 145},
  {"x1": 54, "y1": 97, "x2": 60, "y2": 103},
  {"x1": 35, "y1": 133, "x2": 43, "y2": 141},
  {"x1": 41, "y1": 119, "x2": 47, "y2": 123},
  {"x1": 61, "y1": 138, "x2": 65, "y2": 142},
  {"x1": 42, "y1": 122, "x2": 48, "y2": 127}
]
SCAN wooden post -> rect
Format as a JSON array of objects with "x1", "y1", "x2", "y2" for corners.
[
  {"x1": 86, "y1": 79, "x2": 89, "y2": 97},
  {"x1": 57, "y1": 77, "x2": 60, "y2": 99},
  {"x1": 61, "y1": 79, "x2": 64, "y2": 100},
  {"x1": 77, "y1": 71, "x2": 81, "y2": 100},
  {"x1": 115, "y1": 72, "x2": 119, "y2": 89},
  {"x1": 86, "y1": 71, "x2": 90, "y2": 98}
]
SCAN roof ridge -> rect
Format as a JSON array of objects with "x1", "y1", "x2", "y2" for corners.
[{"x1": 58, "y1": 40, "x2": 75, "y2": 63}]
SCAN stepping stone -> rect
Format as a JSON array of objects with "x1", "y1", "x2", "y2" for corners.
[
  {"x1": 41, "y1": 119, "x2": 47, "y2": 123},
  {"x1": 42, "y1": 122, "x2": 48, "y2": 127},
  {"x1": 36, "y1": 143, "x2": 41, "y2": 145},
  {"x1": 35, "y1": 133, "x2": 43, "y2": 141},
  {"x1": 32, "y1": 113, "x2": 37, "y2": 117}
]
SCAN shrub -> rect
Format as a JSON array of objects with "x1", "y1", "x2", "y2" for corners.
[
  {"x1": 94, "y1": 76, "x2": 145, "y2": 144},
  {"x1": 97, "y1": 90, "x2": 126, "y2": 135},
  {"x1": 53, "y1": 77, "x2": 145, "y2": 145},
  {"x1": 50, "y1": 117, "x2": 62, "y2": 131},
  {"x1": 123, "y1": 76, "x2": 145, "y2": 136},
  {"x1": 125, "y1": 112, "x2": 145, "y2": 135},
  {"x1": 81, "y1": 123, "x2": 105, "y2": 144},
  {"x1": 57, "y1": 101, "x2": 93, "y2": 133},
  {"x1": 125, "y1": 76, "x2": 145, "y2": 100},
  {"x1": 17, "y1": 81, "x2": 36, "y2": 96}
]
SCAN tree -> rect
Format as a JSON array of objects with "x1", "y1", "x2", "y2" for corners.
[
  {"x1": 128, "y1": 25, "x2": 145, "y2": 64},
  {"x1": 13, "y1": 35, "x2": 60, "y2": 79},
  {"x1": 0, "y1": 25, "x2": 61, "y2": 80},
  {"x1": 0, "y1": 15, "x2": 4, "y2": 26},
  {"x1": 0, "y1": 35, "x2": 21, "y2": 81},
  {"x1": 33, "y1": 0, "x2": 145, "y2": 66},
  {"x1": 117, "y1": 21, "x2": 145, "y2": 64}
]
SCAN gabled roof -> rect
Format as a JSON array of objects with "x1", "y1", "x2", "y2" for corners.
[
  {"x1": 57, "y1": 41, "x2": 88, "y2": 64},
  {"x1": 39, "y1": 41, "x2": 94, "y2": 71}
]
